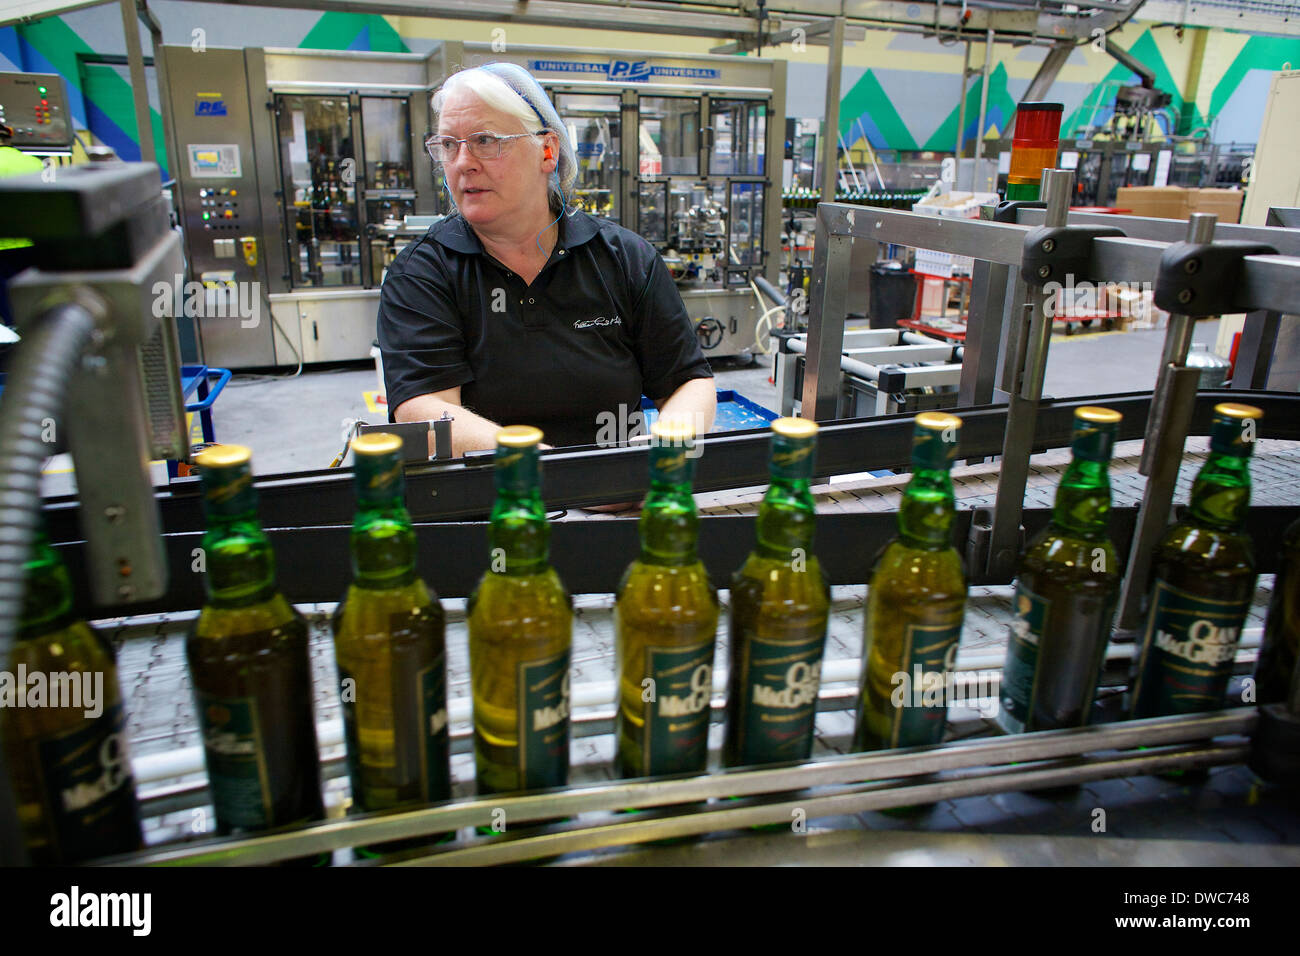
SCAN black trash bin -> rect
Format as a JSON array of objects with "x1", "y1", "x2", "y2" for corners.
[{"x1": 868, "y1": 260, "x2": 917, "y2": 329}]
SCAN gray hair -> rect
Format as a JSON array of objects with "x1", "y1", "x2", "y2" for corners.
[{"x1": 432, "y1": 63, "x2": 576, "y2": 216}]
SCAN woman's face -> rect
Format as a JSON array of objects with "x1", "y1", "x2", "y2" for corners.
[{"x1": 437, "y1": 88, "x2": 554, "y2": 232}]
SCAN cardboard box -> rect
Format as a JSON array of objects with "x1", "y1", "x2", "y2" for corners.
[{"x1": 1114, "y1": 186, "x2": 1245, "y2": 223}]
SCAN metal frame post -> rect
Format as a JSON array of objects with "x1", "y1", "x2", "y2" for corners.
[
  {"x1": 956, "y1": 39, "x2": 972, "y2": 179},
  {"x1": 972, "y1": 28, "x2": 994, "y2": 174},
  {"x1": 960, "y1": 255, "x2": 1011, "y2": 407},
  {"x1": 1229, "y1": 310, "x2": 1281, "y2": 389},
  {"x1": 118, "y1": 0, "x2": 156, "y2": 166},
  {"x1": 802, "y1": 202, "x2": 852, "y2": 420},
  {"x1": 1116, "y1": 212, "x2": 1220, "y2": 629},
  {"x1": 980, "y1": 168, "x2": 1074, "y2": 580},
  {"x1": 818, "y1": 16, "x2": 846, "y2": 207}
]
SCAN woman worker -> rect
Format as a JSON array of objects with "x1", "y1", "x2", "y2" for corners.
[{"x1": 377, "y1": 62, "x2": 716, "y2": 456}]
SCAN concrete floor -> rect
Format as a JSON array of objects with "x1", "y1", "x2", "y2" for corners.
[{"x1": 189, "y1": 318, "x2": 1222, "y2": 476}]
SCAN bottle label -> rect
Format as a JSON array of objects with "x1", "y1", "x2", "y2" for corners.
[
  {"x1": 639, "y1": 642, "x2": 715, "y2": 776},
  {"x1": 518, "y1": 650, "x2": 570, "y2": 791},
  {"x1": 1134, "y1": 581, "x2": 1250, "y2": 716},
  {"x1": 731, "y1": 633, "x2": 826, "y2": 765},
  {"x1": 419, "y1": 654, "x2": 451, "y2": 802},
  {"x1": 33, "y1": 701, "x2": 140, "y2": 862},
  {"x1": 888, "y1": 620, "x2": 964, "y2": 748},
  {"x1": 1000, "y1": 584, "x2": 1050, "y2": 731},
  {"x1": 196, "y1": 692, "x2": 273, "y2": 830}
]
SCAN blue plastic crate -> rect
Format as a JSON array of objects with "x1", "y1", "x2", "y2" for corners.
[{"x1": 640, "y1": 389, "x2": 777, "y2": 433}]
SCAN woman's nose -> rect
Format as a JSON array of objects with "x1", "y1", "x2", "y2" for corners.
[{"x1": 447, "y1": 144, "x2": 481, "y2": 173}]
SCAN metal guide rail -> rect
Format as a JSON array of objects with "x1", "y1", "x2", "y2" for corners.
[{"x1": 110, "y1": 705, "x2": 1255, "y2": 866}]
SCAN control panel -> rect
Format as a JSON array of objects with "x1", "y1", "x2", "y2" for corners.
[
  {"x1": 0, "y1": 71, "x2": 73, "y2": 149},
  {"x1": 196, "y1": 185, "x2": 242, "y2": 231}
]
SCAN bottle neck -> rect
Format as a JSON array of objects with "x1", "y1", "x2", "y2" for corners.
[
  {"x1": 1051, "y1": 455, "x2": 1113, "y2": 539},
  {"x1": 489, "y1": 486, "x2": 550, "y2": 576},
  {"x1": 639, "y1": 477, "x2": 699, "y2": 566},
  {"x1": 1187, "y1": 450, "x2": 1251, "y2": 531},
  {"x1": 898, "y1": 467, "x2": 955, "y2": 550},
  {"x1": 202, "y1": 511, "x2": 279, "y2": 608},
  {"x1": 18, "y1": 534, "x2": 78, "y2": 641},
  {"x1": 351, "y1": 494, "x2": 417, "y2": 589},
  {"x1": 755, "y1": 474, "x2": 816, "y2": 560}
]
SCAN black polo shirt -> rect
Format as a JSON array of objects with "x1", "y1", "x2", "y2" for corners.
[{"x1": 377, "y1": 210, "x2": 712, "y2": 448}]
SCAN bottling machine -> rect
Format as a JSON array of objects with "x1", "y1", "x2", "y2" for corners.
[
  {"x1": 460, "y1": 43, "x2": 785, "y2": 361},
  {"x1": 157, "y1": 42, "x2": 784, "y2": 369},
  {"x1": 157, "y1": 44, "x2": 453, "y2": 369}
]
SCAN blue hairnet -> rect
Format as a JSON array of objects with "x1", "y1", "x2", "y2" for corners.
[{"x1": 471, "y1": 62, "x2": 577, "y2": 214}]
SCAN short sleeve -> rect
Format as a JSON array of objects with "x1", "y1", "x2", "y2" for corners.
[
  {"x1": 628, "y1": 250, "x2": 713, "y2": 401},
  {"x1": 376, "y1": 248, "x2": 474, "y2": 422}
]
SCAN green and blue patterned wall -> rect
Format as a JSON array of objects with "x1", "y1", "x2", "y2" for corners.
[{"x1": 3, "y1": 6, "x2": 1298, "y2": 160}]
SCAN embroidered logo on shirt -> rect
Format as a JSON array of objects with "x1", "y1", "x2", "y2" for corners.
[{"x1": 573, "y1": 316, "x2": 623, "y2": 330}]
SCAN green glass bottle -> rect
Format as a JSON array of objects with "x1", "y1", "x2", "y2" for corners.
[
  {"x1": 332, "y1": 433, "x2": 450, "y2": 820},
  {"x1": 0, "y1": 527, "x2": 142, "y2": 864},
  {"x1": 615, "y1": 420, "x2": 719, "y2": 778},
  {"x1": 1131, "y1": 403, "x2": 1262, "y2": 717},
  {"x1": 186, "y1": 445, "x2": 324, "y2": 839},
  {"x1": 854, "y1": 412, "x2": 966, "y2": 751},
  {"x1": 723, "y1": 417, "x2": 830, "y2": 767},
  {"x1": 468, "y1": 426, "x2": 573, "y2": 794},
  {"x1": 997, "y1": 407, "x2": 1123, "y2": 734},
  {"x1": 1256, "y1": 518, "x2": 1300, "y2": 705}
]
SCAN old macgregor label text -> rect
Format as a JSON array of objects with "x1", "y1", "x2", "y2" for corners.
[
  {"x1": 732, "y1": 634, "x2": 825, "y2": 765},
  {"x1": 1134, "y1": 580, "x2": 1250, "y2": 716},
  {"x1": 518, "y1": 650, "x2": 571, "y2": 790},
  {"x1": 640, "y1": 643, "x2": 713, "y2": 776}
]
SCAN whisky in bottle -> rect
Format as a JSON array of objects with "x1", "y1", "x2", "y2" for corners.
[
  {"x1": 1, "y1": 528, "x2": 142, "y2": 863},
  {"x1": 186, "y1": 445, "x2": 324, "y2": 839},
  {"x1": 723, "y1": 417, "x2": 830, "y2": 767},
  {"x1": 1131, "y1": 404, "x2": 1262, "y2": 717},
  {"x1": 854, "y1": 412, "x2": 966, "y2": 751},
  {"x1": 468, "y1": 426, "x2": 573, "y2": 794},
  {"x1": 998, "y1": 407, "x2": 1123, "y2": 733},
  {"x1": 615, "y1": 420, "x2": 719, "y2": 778},
  {"x1": 332, "y1": 433, "x2": 450, "y2": 821}
]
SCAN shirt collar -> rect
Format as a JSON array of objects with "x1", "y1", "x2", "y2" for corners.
[{"x1": 432, "y1": 209, "x2": 600, "y2": 255}]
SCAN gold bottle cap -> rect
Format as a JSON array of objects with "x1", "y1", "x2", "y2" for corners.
[
  {"x1": 1213, "y1": 402, "x2": 1263, "y2": 420},
  {"x1": 497, "y1": 424, "x2": 544, "y2": 448},
  {"x1": 1075, "y1": 406, "x2": 1122, "y2": 424},
  {"x1": 194, "y1": 444, "x2": 251, "y2": 468},
  {"x1": 351, "y1": 432, "x2": 403, "y2": 456},
  {"x1": 915, "y1": 411, "x2": 962, "y2": 431},
  {"x1": 651, "y1": 418, "x2": 696, "y2": 442},
  {"x1": 771, "y1": 416, "x2": 818, "y2": 438}
]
